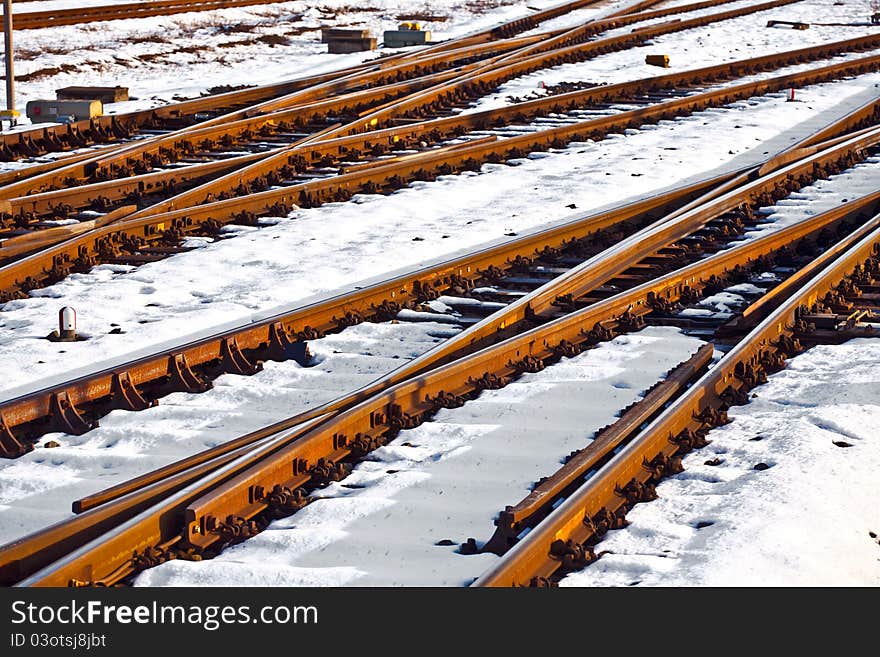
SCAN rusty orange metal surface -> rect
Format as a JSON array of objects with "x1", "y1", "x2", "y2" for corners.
[{"x1": 8, "y1": 144, "x2": 880, "y2": 586}]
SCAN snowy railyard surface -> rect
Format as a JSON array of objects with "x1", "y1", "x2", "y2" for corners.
[
  {"x1": 560, "y1": 340, "x2": 880, "y2": 587},
  {"x1": 134, "y1": 327, "x2": 705, "y2": 586},
  {"x1": 1, "y1": 0, "x2": 879, "y2": 587}
]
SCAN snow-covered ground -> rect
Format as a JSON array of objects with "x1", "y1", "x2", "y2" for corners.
[
  {"x1": 2, "y1": 69, "x2": 880, "y2": 548},
  {"x1": 0, "y1": 0, "x2": 878, "y2": 586},
  {"x1": 0, "y1": 0, "x2": 623, "y2": 125},
  {"x1": 560, "y1": 339, "x2": 880, "y2": 587},
  {"x1": 2, "y1": 75, "x2": 879, "y2": 400},
  {"x1": 133, "y1": 326, "x2": 705, "y2": 586}
]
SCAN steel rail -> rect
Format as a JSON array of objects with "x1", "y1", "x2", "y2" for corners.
[
  {"x1": 0, "y1": 0, "x2": 606, "y2": 160},
  {"x1": 475, "y1": 343, "x2": 718, "y2": 555},
  {"x1": 0, "y1": 64, "x2": 875, "y2": 453},
  {"x1": 3, "y1": 45, "x2": 876, "y2": 305},
  {"x1": 330, "y1": 0, "x2": 806, "y2": 140},
  {"x1": 0, "y1": 58, "x2": 393, "y2": 160},
  {"x1": 8, "y1": 0, "x2": 371, "y2": 30},
  {"x1": 0, "y1": 0, "x2": 774, "y2": 194},
  {"x1": 0, "y1": 54, "x2": 512, "y2": 199},
  {"x1": 170, "y1": 184, "x2": 880, "y2": 558},
  {"x1": 0, "y1": 169, "x2": 736, "y2": 456},
  {"x1": 484, "y1": 0, "x2": 749, "y2": 68},
  {"x1": 10, "y1": 156, "x2": 879, "y2": 587},
  {"x1": 472, "y1": 212, "x2": 880, "y2": 587},
  {"x1": 0, "y1": 0, "x2": 801, "y2": 176},
  {"x1": 2, "y1": 120, "x2": 874, "y2": 581},
  {"x1": 9, "y1": 31, "x2": 874, "y2": 232},
  {"x1": 58, "y1": 167, "x2": 752, "y2": 513},
  {"x1": 121, "y1": 34, "x2": 880, "y2": 224},
  {"x1": 477, "y1": 188, "x2": 880, "y2": 555},
  {"x1": 118, "y1": 30, "x2": 880, "y2": 223}
]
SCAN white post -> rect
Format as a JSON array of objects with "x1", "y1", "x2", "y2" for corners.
[{"x1": 59, "y1": 306, "x2": 76, "y2": 341}]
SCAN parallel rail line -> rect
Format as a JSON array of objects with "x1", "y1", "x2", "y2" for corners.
[
  {"x1": 1, "y1": 40, "x2": 873, "y2": 269},
  {"x1": 6, "y1": 0, "x2": 410, "y2": 30},
  {"x1": 1, "y1": 0, "x2": 879, "y2": 589},
  {"x1": 0, "y1": 95, "x2": 874, "y2": 452},
  {"x1": 0, "y1": 0, "x2": 785, "y2": 194},
  {"x1": 0, "y1": 0, "x2": 636, "y2": 161},
  {"x1": 1, "y1": 125, "x2": 877, "y2": 585},
  {"x1": 0, "y1": 0, "x2": 585, "y2": 160},
  {"x1": 473, "y1": 210, "x2": 880, "y2": 587},
  {"x1": 2, "y1": 44, "x2": 879, "y2": 305}
]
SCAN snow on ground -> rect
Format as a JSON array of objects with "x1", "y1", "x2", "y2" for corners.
[
  {"x1": 132, "y1": 326, "x2": 704, "y2": 586},
  {"x1": 0, "y1": 0, "x2": 635, "y2": 129},
  {"x1": 735, "y1": 155, "x2": 880, "y2": 243},
  {"x1": 0, "y1": 0, "x2": 878, "y2": 585},
  {"x1": 560, "y1": 338, "x2": 880, "y2": 587},
  {"x1": 466, "y1": 0, "x2": 880, "y2": 114},
  {"x1": 0, "y1": 320, "x2": 462, "y2": 543},
  {"x1": 2, "y1": 73, "x2": 879, "y2": 401}
]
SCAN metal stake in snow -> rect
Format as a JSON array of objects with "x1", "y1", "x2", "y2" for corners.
[
  {"x1": 0, "y1": 0, "x2": 18, "y2": 126},
  {"x1": 787, "y1": 88, "x2": 796, "y2": 102},
  {"x1": 58, "y1": 306, "x2": 76, "y2": 341}
]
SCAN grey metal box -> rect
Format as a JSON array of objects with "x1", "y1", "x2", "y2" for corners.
[
  {"x1": 383, "y1": 29, "x2": 431, "y2": 48},
  {"x1": 26, "y1": 99, "x2": 103, "y2": 124}
]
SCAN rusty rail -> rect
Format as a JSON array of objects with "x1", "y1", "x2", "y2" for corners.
[
  {"x1": 339, "y1": 0, "x2": 805, "y2": 139},
  {"x1": 6, "y1": 29, "x2": 875, "y2": 236},
  {"x1": 116, "y1": 32, "x2": 880, "y2": 225},
  {"x1": 3, "y1": 46, "x2": 878, "y2": 305},
  {"x1": 477, "y1": 343, "x2": 716, "y2": 556},
  {"x1": 0, "y1": 169, "x2": 734, "y2": 456},
  {"x1": 473, "y1": 214, "x2": 880, "y2": 587},
  {"x1": 0, "y1": 96, "x2": 875, "y2": 454},
  {"x1": 7, "y1": 0, "x2": 355, "y2": 30},
  {"x1": 0, "y1": 0, "x2": 608, "y2": 159},
  {"x1": 5, "y1": 130, "x2": 879, "y2": 586}
]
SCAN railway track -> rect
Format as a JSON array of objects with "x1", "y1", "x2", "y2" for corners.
[
  {"x1": 0, "y1": 0, "x2": 781, "y2": 207},
  {"x1": 7, "y1": 0, "x2": 376, "y2": 30},
  {"x1": 1, "y1": 0, "x2": 878, "y2": 589},
  {"x1": 6, "y1": 28, "x2": 878, "y2": 221},
  {"x1": 0, "y1": 0, "x2": 640, "y2": 162},
  {"x1": 3, "y1": 35, "x2": 880, "y2": 306},
  {"x1": 1, "y1": 122, "x2": 878, "y2": 586},
  {"x1": 0, "y1": 0, "x2": 703, "y2": 161},
  {"x1": 472, "y1": 209, "x2": 880, "y2": 587},
  {"x1": 0, "y1": 94, "x2": 873, "y2": 457}
]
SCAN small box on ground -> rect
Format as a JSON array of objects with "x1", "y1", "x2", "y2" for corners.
[
  {"x1": 645, "y1": 54, "x2": 670, "y2": 68},
  {"x1": 321, "y1": 28, "x2": 370, "y2": 43},
  {"x1": 55, "y1": 86, "x2": 129, "y2": 103},
  {"x1": 766, "y1": 20, "x2": 809, "y2": 29},
  {"x1": 328, "y1": 37, "x2": 377, "y2": 53},
  {"x1": 26, "y1": 99, "x2": 103, "y2": 124},
  {"x1": 383, "y1": 29, "x2": 431, "y2": 48}
]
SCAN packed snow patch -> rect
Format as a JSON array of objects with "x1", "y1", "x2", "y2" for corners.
[
  {"x1": 560, "y1": 338, "x2": 880, "y2": 587},
  {"x1": 134, "y1": 326, "x2": 705, "y2": 587}
]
